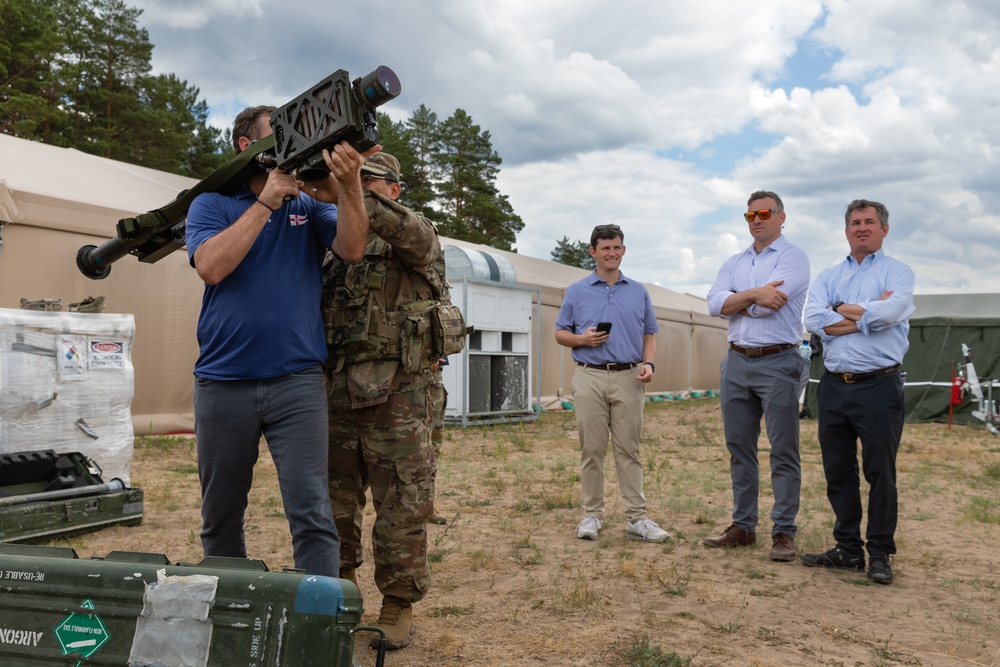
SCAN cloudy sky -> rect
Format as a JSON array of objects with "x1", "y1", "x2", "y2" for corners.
[{"x1": 128, "y1": 0, "x2": 1000, "y2": 298}]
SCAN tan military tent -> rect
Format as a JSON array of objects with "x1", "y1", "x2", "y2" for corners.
[{"x1": 0, "y1": 134, "x2": 727, "y2": 434}]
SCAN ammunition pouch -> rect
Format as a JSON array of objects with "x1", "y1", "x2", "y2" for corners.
[
  {"x1": 399, "y1": 300, "x2": 436, "y2": 373},
  {"x1": 432, "y1": 301, "x2": 468, "y2": 358}
]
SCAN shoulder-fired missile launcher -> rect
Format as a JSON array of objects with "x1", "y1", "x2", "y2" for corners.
[{"x1": 76, "y1": 66, "x2": 401, "y2": 280}]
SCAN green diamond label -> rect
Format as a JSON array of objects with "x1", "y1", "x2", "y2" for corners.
[{"x1": 53, "y1": 599, "x2": 109, "y2": 660}]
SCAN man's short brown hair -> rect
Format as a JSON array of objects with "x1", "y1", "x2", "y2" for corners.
[
  {"x1": 231, "y1": 105, "x2": 276, "y2": 154},
  {"x1": 844, "y1": 199, "x2": 889, "y2": 229},
  {"x1": 747, "y1": 190, "x2": 784, "y2": 211},
  {"x1": 590, "y1": 224, "x2": 623, "y2": 249}
]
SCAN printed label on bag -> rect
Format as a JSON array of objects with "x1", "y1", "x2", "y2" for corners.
[
  {"x1": 57, "y1": 335, "x2": 87, "y2": 380},
  {"x1": 89, "y1": 340, "x2": 126, "y2": 370}
]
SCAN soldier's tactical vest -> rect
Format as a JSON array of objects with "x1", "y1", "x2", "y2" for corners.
[{"x1": 322, "y1": 236, "x2": 467, "y2": 373}]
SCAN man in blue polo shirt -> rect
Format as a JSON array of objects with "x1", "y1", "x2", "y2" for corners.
[
  {"x1": 185, "y1": 105, "x2": 376, "y2": 576},
  {"x1": 555, "y1": 224, "x2": 669, "y2": 543}
]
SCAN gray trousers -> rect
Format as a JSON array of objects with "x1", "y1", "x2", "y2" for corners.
[
  {"x1": 719, "y1": 348, "x2": 808, "y2": 536},
  {"x1": 194, "y1": 365, "x2": 340, "y2": 577}
]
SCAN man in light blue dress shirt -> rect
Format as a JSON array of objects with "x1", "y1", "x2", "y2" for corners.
[
  {"x1": 801, "y1": 199, "x2": 914, "y2": 585},
  {"x1": 705, "y1": 190, "x2": 810, "y2": 562}
]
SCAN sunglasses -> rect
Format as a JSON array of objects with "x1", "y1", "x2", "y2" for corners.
[
  {"x1": 361, "y1": 174, "x2": 397, "y2": 185},
  {"x1": 744, "y1": 209, "x2": 779, "y2": 223},
  {"x1": 593, "y1": 224, "x2": 621, "y2": 232}
]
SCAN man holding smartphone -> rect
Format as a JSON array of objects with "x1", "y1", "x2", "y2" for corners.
[{"x1": 555, "y1": 224, "x2": 668, "y2": 543}]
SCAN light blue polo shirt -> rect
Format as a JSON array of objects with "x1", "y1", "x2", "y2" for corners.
[{"x1": 555, "y1": 271, "x2": 658, "y2": 366}]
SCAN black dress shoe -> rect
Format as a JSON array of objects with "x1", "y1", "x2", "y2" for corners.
[
  {"x1": 867, "y1": 555, "x2": 893, "y2": 584},
  {"x1": 800, "y1": 546, "x2": 865, "y2": 572}
]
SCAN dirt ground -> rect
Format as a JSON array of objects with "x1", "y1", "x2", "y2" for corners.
[{"x1": 64, "y1": 398, "x2": 1000, "y2": 667}]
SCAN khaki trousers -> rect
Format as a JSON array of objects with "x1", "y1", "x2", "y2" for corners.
[{"x1": 572, "y1": 366, "x2": 647, "y2": 522}]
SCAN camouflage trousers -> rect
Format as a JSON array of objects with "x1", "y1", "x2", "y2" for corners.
[
  {"x1": 429, "y1": 373, "x2": 447, "y2": 454},
  {"x1": 327, "y1": 374, "x2": 435, "y2": 603}
]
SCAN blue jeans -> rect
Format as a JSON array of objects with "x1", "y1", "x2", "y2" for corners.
[{"x1": 194, "y1": 365, "x2": 339, "y2": 576}]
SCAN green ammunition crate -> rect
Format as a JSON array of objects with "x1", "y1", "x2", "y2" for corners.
[
  {"x1": 0, "y1": 486, "x2": 144, "y2": 544},
  {"x1": 0, "y1": 450, "x2": 144, "y2": 544},
  {"x1": 0, "y1": 544, "x2": 371, "y2": 666}
]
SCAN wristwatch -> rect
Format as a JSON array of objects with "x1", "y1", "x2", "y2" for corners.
[
  {"x1": 831, "y1": 301, "x2": 845, "y2": 314},
  {"x1": 643, "y1": 361, "x2": 655, "y2": 372}
]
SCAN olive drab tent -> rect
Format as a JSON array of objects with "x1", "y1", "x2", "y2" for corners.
[{"x1": 803, "y1": 292, "x2": 1000, "y2": 427}]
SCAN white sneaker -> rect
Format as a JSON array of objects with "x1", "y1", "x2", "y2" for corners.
[
  {"x1": 627, "y1": 518, "x2": 671, "y2": 543},
  {"x1": 576, "y1": 517, "x2": 601, "y2": 540}
]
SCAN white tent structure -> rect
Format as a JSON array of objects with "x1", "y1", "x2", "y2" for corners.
[
  {"x1": 439, "y1": 239, "x2": 728, "y2": 408},
  {"x1": 0, "y1": 134, "x2": 728, "y2": 433},
  {"x1": 1, "y1": 134, "x2": 203, "y2": 434}
]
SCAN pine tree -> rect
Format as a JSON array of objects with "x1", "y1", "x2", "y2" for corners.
[
  {"x1": 375, "y1": 113, "x2": 419, "y2": 205},
  {"x1": 433, "y1": 109, "x2": 523, "y2": 251},
  {"x1": 551, "y1": 236, "x2": 596, "y2": 270},
  {"x1": 1, "y1": 0, "x2": 229, "y2": 176},
  {"x1": 58, "y1": 0, "x2": 153, "y2": 156},
  {"x1": 132, "y1": 73, "x2": 229, "y2": 177},
  {"x1": 0, "y1": 0, "x2": 67, "y2": 139},
  {"x1": 403, "y1": 104, "x2": 440, "y2": 217}
]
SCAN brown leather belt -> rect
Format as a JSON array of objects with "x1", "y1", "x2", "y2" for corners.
[
  {"x1": 576, "y1": 361, "x2": 637, "y2": 371},
  {"x1": 729, "y1": 342, "x2": 797, "y2": 358},
  {"x1": 827, "y1": 365, "x2": 900, "y2": 384}
]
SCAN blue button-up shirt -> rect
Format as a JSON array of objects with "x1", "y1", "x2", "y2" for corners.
[
  {"x1": 555, "y1": 271, "x2": 658, "y2": 366},
  {"x1": 707, "y1": 235, "x2": 810, "y2": 346},
  {"x1": 804, "y1": 249, "x2": 915, "y2": 373}
]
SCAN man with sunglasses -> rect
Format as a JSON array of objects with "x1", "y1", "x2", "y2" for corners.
[
  {"x1": 800, "y1": 199, "x2": 914, "y2": 585},
  {"x1": 323, "y1": 152, "x2": 455, "y2": 650},
  {"x1": 705, "y1": 191, "x2": 810, "y2": 562},
  {"x1": 555, "y1": 224, "x2": 669, "y2": 544}
]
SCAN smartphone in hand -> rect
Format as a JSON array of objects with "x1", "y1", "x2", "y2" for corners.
[{"x1": 596, "y1": 321, "x2": 612, "y2": 334}]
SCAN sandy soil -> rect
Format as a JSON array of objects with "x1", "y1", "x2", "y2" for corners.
[{"x1": 65, "y1": 399, "x2": 1000, "y2": 667}]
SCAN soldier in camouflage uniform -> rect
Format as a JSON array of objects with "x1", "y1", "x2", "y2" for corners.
[{"x1": 323, "y1": 153, "x2": 465, "y2": 650}]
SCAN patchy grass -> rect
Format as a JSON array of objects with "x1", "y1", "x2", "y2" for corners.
[{"x1": 61, "y1": 399, "x2": 1000, "y2": 666}]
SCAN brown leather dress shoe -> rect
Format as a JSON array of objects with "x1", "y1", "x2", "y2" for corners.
[
  {"x1": 703, "y1": 524, "x2": 756, "y2": 548},
  {"x1": 769, "y1": 533, "x2": 796, "y2": 561}
]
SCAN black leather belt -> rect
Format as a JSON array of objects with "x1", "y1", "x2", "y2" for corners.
[
  {"x1": 729, "y1": 342, "x2": 797, "y2": 358},
  {"x1": 576, "y1": 361, "x2": 636, "y2": 371},
  {"x1": 827, "y1": 365, "x2": 900, "y2": 384}
]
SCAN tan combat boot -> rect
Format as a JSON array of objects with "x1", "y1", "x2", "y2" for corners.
[{"x1": 372, "y1": 596, "x2": 415, "y2": 650}]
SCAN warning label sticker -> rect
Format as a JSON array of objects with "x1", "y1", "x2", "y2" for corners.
[
  {"x1": 57, "y1": 335, "x2": 87, "y2": 380},
  {"x1": 88, "y1": 340, "x2": 126, "y2": 370},
  {"x1": 54, "y1": 599, "x2": 110, "y2": 660}
]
